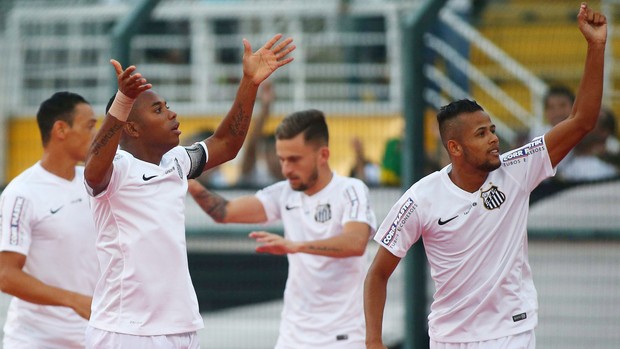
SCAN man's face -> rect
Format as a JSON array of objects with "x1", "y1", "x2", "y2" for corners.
[
  {"x1": 454, "y1": 110, "x2": 501, "y2": 172},
  {"x1": 131, "y1": 90, "x2": 181, "y2": 150},
  {"x1": 65, "y1": 103, "x2": 97, "y2": 162},
  {"x1": 544, "y1": 94, "x2": 573, "y2": 127},
  {"x1": 276, "y1": 133, "x2": 322, "y2": 192}
]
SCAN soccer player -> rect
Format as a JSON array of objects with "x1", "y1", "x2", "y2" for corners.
[
  {"x1": 188, "y1": 109, "x2": 377, "y2": 349},
  {"x1": 83, "y1": 34, "x2": 294, "y2": 348},
  {"x1": 364, "y1": 3, "x2": 606, "y2": 349},
  {"x1": 0, "y1": 92, "x2": 99, "y2": 348}
]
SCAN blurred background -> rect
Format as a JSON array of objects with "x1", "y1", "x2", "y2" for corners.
[{"x1": 0, "y1": 0, "x2": 618, "y2": 348}]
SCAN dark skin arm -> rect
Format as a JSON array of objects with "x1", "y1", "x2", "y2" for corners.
[
  {"x1": 364, "y1": 246, "x2": 401, "y2": 349},
  {"x1": 545, "y1": 3, "x2": 607, "y2": 167},
  {"x1": 84, "y1": 60, "x2": 151, "y2": 196},
  {"x1": 203, "y1": 35, "x2": 294, "y2": 171}
]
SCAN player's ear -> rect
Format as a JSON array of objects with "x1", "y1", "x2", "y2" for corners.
[
  {"x1": 123, "y1": 121, "x2": 140, "y2": 138},
  {"x1": 52, "y1": 120, "x2": 70, "y2": 141},
  {"x1": 319, "y1": 145, "x2": 330, "y2": 164},
  {"x1": 447, "y1": 139, "x2": 462, "y2": 157}
]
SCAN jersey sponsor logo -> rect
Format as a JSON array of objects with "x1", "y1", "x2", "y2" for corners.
[
  {"x1": 437, "y1": 215, "x2": 458, "y2": 225},
  {"x1": 142, "y1": 174, "x2": 157, "y2": 181},
  {"x1": 285, "y1": 204, "x2": 299, "y2": 210},
  {"x1": 336, "y1": 334, "x2": 348, "y2": 341},
  {"x1": 480, "y1": 185, "x2": 506, "y2": 210},
  {"x1": 314, "y1": 204, "x2": 332, "y2": 223},
  {"x1": 512, "y1": 312, "x2": 527, "y2": 322},
  {"x1": 502, "y1": 137, "x2": 545, "y2": 166},
  {"x1": 50, "y1": 206, "x2": 64, "y2": 214},
  {"x1": 174, "y1": 158, "x2": 183, "y2": 179},
  {"x1": 10, "y1": 197, "x2": 25, "y2": 245},
  {"x1": 381, "y1": 197, "x2": 415, "y2": 246}
]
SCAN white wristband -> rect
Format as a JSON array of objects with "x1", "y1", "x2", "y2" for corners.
[{"x1": 108, "y1": 90, "x2": 135, "y2": 122}]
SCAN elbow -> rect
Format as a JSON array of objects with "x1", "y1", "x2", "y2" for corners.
[
  {"x1": 0, "y1": 267, "x2": 14, "y2": 294},
  {"x1": 348, "y1": 241, "x2": 369, "y2": 257}
]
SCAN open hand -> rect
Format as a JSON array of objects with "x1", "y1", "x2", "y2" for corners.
[
  {"x1": 110, "y1": 59, "x2": 152, "y2": 99},
  {"x1": 249, "y1": 231, "x2": 298, "y2": 255},
  {"x1": 242, "y1": 34, "x2": 296, "y2": 86}
]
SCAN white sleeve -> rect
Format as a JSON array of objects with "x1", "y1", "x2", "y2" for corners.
[
  {"x1": 0, "y1": 188, "x2": 33, "y2": 255},
  {"x1": 373, "y1": 189, "x2": 422, "y2": 258},
  {"x1": 255, "y1": 182, "x2": 287, "y2": 224},
  {"x1": 500, "y1": 136, "x2": 556, "y2": 192},
  {"x1": 341, "y1": 180, "x2": 377, "y2": 233},
  {"x1": 85, "y1": 151, "x2": 130, "y2": 198}
]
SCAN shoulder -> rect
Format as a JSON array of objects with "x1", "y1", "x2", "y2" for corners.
[
  {"x1": 500, "y1": 136, "x2": 546, "y2": 164},
  {"x1": 2, "y1": 165, "x2": 41, "y2": 197}
]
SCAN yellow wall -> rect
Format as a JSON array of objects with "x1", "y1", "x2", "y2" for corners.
[{"x1": 6, "y1": 114, "x2": 412, "y2": 184}]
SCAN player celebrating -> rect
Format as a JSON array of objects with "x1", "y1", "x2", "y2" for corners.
[
  {"x1": 364, "y1": 3, "x2": 606, "y2": 349},
  {"x1": 188, "y1": 109, "x2": 377, "y2": 349},
  {"x1": 83, "y1": 34, "x2": 294, "y2": 348}
]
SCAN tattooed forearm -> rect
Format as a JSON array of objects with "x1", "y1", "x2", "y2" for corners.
[
  {"x1": 306, "y1": 245, "x2": 343, "y2": 253},
  {"x1": 228, "y1": 103, "x2": 250, "y2": 137},
  {"x1": 192, "y1": 188, "x2": 229, "y2": 222},
  {"x1": 91, "y1": 123, "x2": 124, "y2": 156}
]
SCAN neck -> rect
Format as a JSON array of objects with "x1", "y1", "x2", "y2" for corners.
[
  {"x1": 448, "y1": 164, "x2": 488, "y2": 193},
  {"x1": 304, "y1": 167, "x2": 334, "y2": 196},
  {"x1": 121, "y1": 142, "x2": 168, "y2": 165},
  {"x1": 40, "y1": 149, "x2": 77, "y2": 180}
]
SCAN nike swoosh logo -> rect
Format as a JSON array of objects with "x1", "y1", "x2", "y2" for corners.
[
  {"x1": 438, "y1": 215, "x2": 458, "y2": 225},
  {"x1": 50, "y1": 206, "x2": 64, "y2": 214},
  {"x1": 285, "y1": 205, "x2": 299, "y2": 210},
  {"x1": 142, "y1": 174, "x2": 158, "y2": 181}
]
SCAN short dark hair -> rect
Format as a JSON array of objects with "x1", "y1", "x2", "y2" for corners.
[
  {"x1": 437, "y1": 99, "x2": 484, "y2": 130},
  {"x1": 275, "y1": 109, "x2": 329, "y2": 146},
  {"x1": 36, "y1": 91, "x2": 89, "y2": 146},
  {"x1": 544, "y1": 85, "x2": 575, "y2": 105},
  {"x1": 436, "y1": 99, "x2": 485, "y2": 148}
]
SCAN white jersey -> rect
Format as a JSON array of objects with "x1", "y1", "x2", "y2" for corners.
[
  {"x1": 85, "y1": 146, "x2": 205, "y2": 336},
  {"x1": 375, "y1": 136, "x2": 555, "y2": 342},
  {"x1": 256, "y1": 174, "x2": 377, "y2": 349},
  {"x1": 0, "y1": 163, "x2": 98, "y2": 348}
]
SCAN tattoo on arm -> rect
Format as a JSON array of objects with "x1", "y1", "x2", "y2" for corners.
[
  {"x1": 306, "y1": 245, "x2": 342, "y2": 253},
  {"x1": 91, "y1": 124, "x2": 124, "y2": 156},
  {"x1": 228, "y1": 104, "x2": 250, "y2": 137},
  {"x1": 193, "y1": 188, "x2": 229, "y2": 222}
]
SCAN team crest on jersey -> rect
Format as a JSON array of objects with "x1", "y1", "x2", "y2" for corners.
[
  {"x1": 174, "y1": 158, "x2": 183, "y2": 179},
  {"x1": 314, "y1": 204, "x2": 332, "y2": 223},
  {"x1": 480, "y1": 185, "x2": 506, "y2": 210}
]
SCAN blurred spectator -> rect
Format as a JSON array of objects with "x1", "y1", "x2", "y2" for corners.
[
  {"x1": 349, "y1": 136, "x2": 380, "y2": 187},
  {"x1": 598, "y1": 106, "x2": 620, "y2": 166},
  {"x1": 380, "y1": 136, "x2": 402, "y2": 187},
  {"x1": 529, "y1": 85, "x2": 575, "y2": 140},
  {"x1": 558, "y1": 106, "x2": 620, "y2": 182},
  {"x1": 236, "y1": 81, "x2": 284, "y2": 188}
]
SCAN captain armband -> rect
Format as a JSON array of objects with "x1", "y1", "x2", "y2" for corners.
[{"x1": 185, "y1": 142, "x2": 208, "y2": 179}]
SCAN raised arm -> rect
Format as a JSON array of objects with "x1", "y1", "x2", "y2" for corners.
[
  {"x1": 545, "y1": 3, "x2": 607, "y2": 167},
  {"x1": 204, "y1": 35, "x2": 295, "y2": 171},
  {"x1": 364, "y1": 246, "x2": 401, "y2": 349},
  {"x1": 187, "y1": 179, "x2": 268, "y2": 224},
  {"x1": 249, "y1": 221, "x2": 371, "y2": 257},
  {"x1": 84, "y1": 60, "x2": 151, "y2": 195}
]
